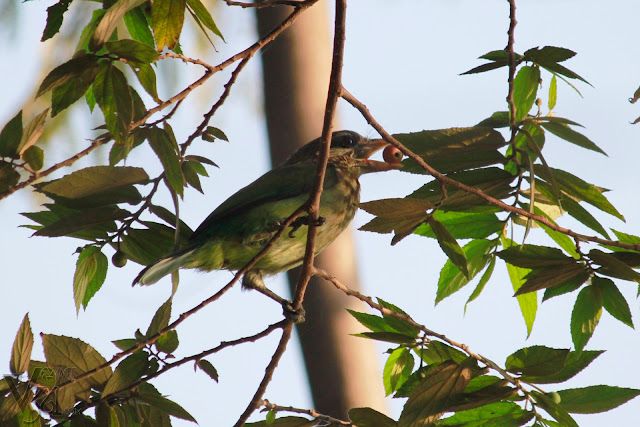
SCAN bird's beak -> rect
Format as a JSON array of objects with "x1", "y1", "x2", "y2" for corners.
[{"x1": 355, "y1": 138, "x2": 403, "y2": 173}]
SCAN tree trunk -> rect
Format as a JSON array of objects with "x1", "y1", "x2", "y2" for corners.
[{"x1": 256, "y1": 2, "x2": 386, "y2": 418}]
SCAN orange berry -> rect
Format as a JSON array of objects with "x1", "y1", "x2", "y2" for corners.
[{"x1": 383, "y1": 145, "x2": 403, "y2": 164}]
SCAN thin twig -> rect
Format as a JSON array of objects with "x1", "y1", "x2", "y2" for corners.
[
  {"x1": 506, "y1": 0, "x2": 518, "y2": 142},
  {"x1": 341, "y1": 87, "x2": 640, "y2": 252},
  {"x1": 260, "y1": 399, "x2": 352, "y2": 425},
  {"x1": 224, "y1": 0, "x2": 306, "y2": 7},
  {"x1": 234, "y1": 322, "x2": 294, "y2": 426}
]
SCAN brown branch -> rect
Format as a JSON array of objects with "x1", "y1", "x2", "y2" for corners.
[
  {"x1": 259, "y1": 399, "x2": 352, "y2": 425},
  {"x1": 224, "y1": 0, "x2": 307, "y2": 7},
  {"x1": 341, "y1": 87, "x2": 640, "y2": 252},
  {"x1": 291, "y1": 0, "x2": 348, "y2": 310},
  {"x1": 506, "y1": 0, "x2": 518, "y2": 141},
  {"x1": 234, "y1": 322, "x2": 294, "y2": 426},
  {"x1": 0, "y1": 137, "x2": 109, "y2": 201}
]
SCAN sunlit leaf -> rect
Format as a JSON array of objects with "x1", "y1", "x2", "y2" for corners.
[
  {"x1": 571, "y1": 285, "x2": 602, "y2": 352},
  {"x1": 557, "y1": 385, "x2": 640, "y2": 414},
  {"x1": 10, "y1": 314, "x2": 33, "y2": 375},
  {"x1": 153, "y1": 0, "x2": 186, "y2": 51}
]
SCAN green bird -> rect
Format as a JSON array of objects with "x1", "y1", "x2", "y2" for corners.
[{"x1": 134, "y1": 130, "x2": 400, "y2": 311}]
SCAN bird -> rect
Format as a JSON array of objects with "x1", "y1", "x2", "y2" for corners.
[{"x1": 133, "y1": 130, "x2": 401, "y2": 317}]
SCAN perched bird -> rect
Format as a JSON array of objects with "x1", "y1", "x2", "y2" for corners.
[{"x1": 133, "y1": 130, "x2": 401, "y2": 312}]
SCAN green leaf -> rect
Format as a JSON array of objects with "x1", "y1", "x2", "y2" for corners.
[
  {"x1": 349, "y1": 407, "x2": 396, "y2": 427},
  {"x1": 17, "y1": 108, "x2": 49, "y2": 156},
  {"x1": 516, "y1": 263, "x2": 590, "y2": 296},
  {"x1": 548, "y1": 74, "x2": 557, "y2": 110},
  {"x1": 146, "y1": 298, "x2": 172, "y2": 337},
  {"x1": 33, "y1": 205, "x2": 129, "y2": 237},
  {"x1": 136, "y1": 392, "x2": 197, "y2": 422},
  {"x1": 461, "y1": 60, "x2": 508, "y2": 75},
  {"x1": 132, "y1": 62, "x2": 160, "y2": 102},
  {"x1": 147, "y1": 127, "x2": 184, "y2": 196},
  {"x1": 152, "y1": 0, "x2": 186, "y2": 51},
  {"x1": 76, "y1": 9, "x2": 106, "y2": 53},
  {"x1": 590, "y1": 249, "x2": 640, "y2": 283},
  {"x1": 0, "y1": 161, "x2": 21, "y2": 193},
  {"x1": 524, "y1": 46, "x2": 577, "y2": 63},
  {"x1": 497, "y1": 244, "x2": 576, "y2": 269},
  {"x1": 112, "y1": 338, "x2": 137, "y2": 351},
  {"x1": 102, "y1": 351, "x2": 149, "y2": 396},
  {"x1": 186, "y1": 0, "x2": 224, "y2": 40},
  {"x1": 203, "y1": 126, "x2": 229, "y2": 141},
  {"x1": 541, "y1": 121, "x2": 606, "y2": 155},
  {"x1": 505, "y1": 346, "x2": 569, "y2": 377},
  {"x1": 107, "y1": 39, "x2": 159, "y2": 64},
  {"x1": 557, "y1": 385, "x2": 640, "y2": 414},
  {"x1": 417, "y1": 341, "x2": 469, "y2": 365},
  {"x1": 42, "y1": 334, "x2": 112, "y2": 386},
  {"x1": 560, "y1": 194, "x2": 610, "y2": 239},
  {"x1": 398, "y1": 361, "x2": 471, "y2": 426},
  {"x1": 182, "y1": 160, "x2": 204, "y2": 193},
  {"x1": 94, "y1": 63, "x2": 133, "y2": 141},
  {"x1": 501, "y1": 237, "x2": 537, "y2": 337},
  {"x1": 196, "y1": 359, "x2": 218, "y2": 382},
  {"x1": 40, "y1": 166, "x2": 149, "y2": 198},
  {"x1": 73, "y1": 246, "x2": 108, "y2": 312},
  {"x1": 521, "y1": 350, "x2": 604, "y2": 384},
  {"x1": 436, "y1": 239, "x2": 497, "y2": 303},
  {"x1": 378, "y1": 299, "x2": 421, "y2": 338},
  {"x1": 383, "y1": 347, "x2": 414, "y2": 396},
  {"x1": 51, "y1": 61, "x2": 101, "y2": 117},
  {"x1": 513, "y1": 66, "x2": 540, "y2": 122},
  {"x1": 531, "y1": 391, "x2": 579, "y2": 427},
  {"x1": 37, "y1": 54, "x2": 98, "y2": 97},
  {"x1": 359, "y1": 198, "x2": 431, "y2": 244},
  {"x1": 124, "y1": 5, "x2": 155, "y2": 48},
  {"x1": 542, "y1": 62, "x2": 590, "y2": 85},
  {"x1": 156, "y1": 330, "x2": 179, "y2": 354},
  {"x1": 429, "y1": 217, "x2": 468, "y2": 278},
  {"x1": 438, "y1": 402, "x2": 533, "y2": 426},
  {"x1": 348, "y1": 310, "x2": 398, "y2": 333},
  {"x1": 42, "y1": 0, "x2": 73, "y2": 42},
  {"x1": 149, "y1": 204, "x2": 194, "y2": 239},
  {"x1": 466, "y1": 255, "x2": 496, "y2": 308},
  {"x1": 414, "y1": 211, "x2": 503, "y2": 240},
  {"x1": 594, "y1": 276, "x2": 634, "y2": 328},
  {"x1": 571, "y1": 285, "x2": 603, "y2": 352},
  {"x1": 476, "y1": 111, "x2": 510, "y2": 128},
  {"x1": 120, "y1": 222, "x2": 184, "y2": 265},
  {"x1": 10, "y1": 314, "x2": 33, "y2": 375},
  {"x1": 90, "y1": 0, "x2": 147, "y2": 51},
  {"x1": 0, "y1": 110, "x2": 23, "y2": 157},
  {"x1": 21, "y1": 146, "x2": 44, "y2": 171}
]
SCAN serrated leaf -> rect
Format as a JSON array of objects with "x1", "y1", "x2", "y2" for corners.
[
  {"x1": 541, "y1": 121, "x2": 606, "y2": 155},
  {"x1": 516, "y1": 263, "x2": 590, "y2": 296},
  {"x1": 94, "y1": 63, "x2": 133, "y2": 141},
  {"x1": 521, "y1": 350, "x2": 604, "y2": 384},
  {"x1": 106, "y1": 39, "x2": 159, "y2": 64},
  {"x1": 156, "y1": 330, "x2": 179, "y2": 354},
  {"x1": 152, "y1": 0, "x2": 186, "y2": 51},
  {"x1": 497, "y1": 244, "x2": 575, "y2": 269},
  {"x1": 505, "y1": 346, "x2": 569, "y2": 377},
  {"x1": 417, "y1": 341, "x2": 469, "y2": 366},
  {"x1": 438, "y1": 401, "x2": 533, "y2": 426},
  {"x1": 33, "y1": 205, "x2": 129, "y2": 237},
  {"x1": 147, "y1": 127, "x2": 184, "y2": 196},
  {"x1": 149, "y1": 204, "x2": 194, "y2": 239},
  {"x1": 560, "y1": 194, "x2": 610, "y2": 239},
  {"x1": 594, "y1": 276, "x2": 634, "y2": 328},
  {"x1": 102, "y1": 351, "x2": 149, "y2": 396},
  {"x1": 532, "y1": 391, "x2": 579, "y2": 427},
  {"x1": 383, "y1": 347, "x2": 414, "y2": 396},
  {"x1": 557, "y1": 385, "x2": 640, "y2": 414},
  {"x1": 120, "y1": 223, "x2": 183, "y2": 265},
  {"x1": 37, "y1": 54, "x2": 98, "y2": 97},
  {"x1": 51, "y1": 61, "x2": 101, "y2": 117},
  {"x1": 42, "y1": 334, "x2": 112, "y2": 386},
  {"x1": 42, "y1": 0, "x2": 73, "y2": 42},
  {"x1": 0, "y1": 111, "x2": 23, "y2": 157},
  {"x1": 73, "y1": 246, "x2": 108, "y2": 312},
  {"x1": 136, "y1": 392, "x2": 197, "y2": 422},
  {"x1": 398, "y1": 361, "x2": 471, "y2": 426},
  {"x1": 182, "y1": 160, "x2": 203, "y2": 193},
  {"x1": 17, "y1": 108, "x2": 49, "y2": 155},
  {"x1": 414, "y1": 211, "x2": 504, "y2": 240},
  {"x1": 356, "y1": 332, "x2": 416, "y2": 345},
  {"x1": 502, "y1": 237, "x2": 537, "y2": 337},
  {"x1": 40, "y1": 166, "x2": 149, "y2": 198},
  {"x1": 513, "y1": 66, "x2": 540, "y2": 122},
  {"x1": 348, "y1": 310, "x2": 397, "y2": 333},
  {"x1": 571, "y1": 286, "x2": 602, "y2": 352},
  {"x1": 359, "y1": 198, "x2": 431, "y2": 243},
  {"x1": 378, "y1": 299, "x2": 421, "y2": 338},
  {"x1": 43, "y1": 185, "x2": 143, "y2": 209},
  {"x1": 524, "y1": 46, "x2": 577, "y2": 64},
  {"x1": 10, "y1": 314, "x2": 33, "y2": 375},
  {"x1": 112, "y1": 338, "x2": 137, "y2": 351},
  {"x1": 466, "y1": 255, "x2": 496, "y2": 308},
  {"x1": 21, "y1": 146, "x2": 44, "y2": 171},
  {"x1": 132, "y1": 62, "x2": 160, "y2": 102},
  {"x1": 146, "y1": 298, "x2": 172, "y2": 337},
  {"x1": 124, "y1": 5, "x2": 155, "y2": 48},
  {"x1": 436, "y1": 239, "x2": 497, "y2": 303},
  {"x1": 429, "y1": 217, "x2": 469, "y2": 278},
  {"x1": 590, "y1": 249, "x2": 640, "y2": 283},
  {"x1": 349, "y1": 407, "x2": 396, "y2": 427},
  {"x1": 196, "y1": 359, "x2": 218, "y2": 382}
]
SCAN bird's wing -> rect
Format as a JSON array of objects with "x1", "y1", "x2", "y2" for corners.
[{"x1": 190, "y1": 162, "x2": 337, "y2": 242}]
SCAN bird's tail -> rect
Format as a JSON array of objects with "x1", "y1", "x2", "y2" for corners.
[{"x1": 133, "y1": 248, "x2": 196, "y2": 286}]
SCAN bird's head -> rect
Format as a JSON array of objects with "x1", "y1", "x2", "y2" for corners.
[{"x1": 284, "y1": 130, "x2": 402, "y2": 174}]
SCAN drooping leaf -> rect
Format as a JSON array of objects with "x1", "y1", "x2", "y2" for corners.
[
  {"x1": 102, "y1": 351, "x2": 149, "y2": 396},
  {"x1": 589, "y1": 249, "x2": 640, "y2": 283},
  {"x1": 106, "y1": 39, "x2": 159, "y2": 64},
  {"x1": 383, "y1": 347, "x2": 414, "y2": 396},
  {"x1": 594, "y1": 276, "x2": 634, "y2": 328},
  {"x1": 548, "y1": 74, "x2": 558, "y2": 110},
  {"x1": 136, "y1": 392, "x2": 197, "y2": 422},
  {"x1": 359, "y1": 198, "x2": 431, "y2": 244},
  {"x1": 516, "y1": 263, "x2": 590, "y2": 296},
  {"x1": 501, "y1": 237, "x2": 537, "y2": 337},
  {"x1": 146, "y1": 298, "x2": 172, "y2": 337},
  {"x1": 152, "y1": 0, "x2": 187, "y2": 51},
  {"x1": 438, "y1": 401, "x2": 533, "y2": 426},
  {"x1": 186, "y1": 0, "x2": 224, "y2": 40},
  {"x1": 51, "y1": 61, "x2": 101, "y2": 117},
  {"x1": 512, "y1": 65, "x2": 540, "y2": 122},
  {"x1": 428, "y1": 217, "x2": 469, "y2": 278},
  {"x1": 33, "y1": 205, "x2": 129, "y2": 237},
  {"x1": 147, "y1": 127, "x2": 184, "y2": 196},
  {"x1": 196, "y1": 359, "x2": 218, "y2": 382},
  {"x1": 505, "y1": 346, "x2": 569, "y2": 377},
  {"x1": 132, "y1": 62, "x2": 160, "y2": 102},
  {"x1": 542, "y1": 121, "x2": 606, "y2": 155},
  {"x1": 37, "y1": 54, "x2": 99, "y2": 97},
  {"x1": 149, "y1": 204, "x2": 194, "y2": 239},
  {"x1": 94, "y1": 63, "x2": 134, "y2": 141},
  {"x1": 570, "y1": 285, "x2": 603, "y2": 352},
  {"x1": 124, "y1": 5, "x2": 155, "y2": 48},
  {"x1": 378, "y1": 299, "x2": 421, "y2": 338},
  {"x1": 0, "y1": 110, "x2": 23, "y2": 157},
  {"x1": 415, "y1": 211, "x2": 504, "y2": 240},
  {"x1": 17, "y1": 108, "x2": 49, "y2": 156},
  {"x1": 465, "y1": 255, "x2": 496, "y2": 308},
  {"x1": 73, "y1": 246, "x2": 108, "y2": 312},
  {"x1": 557, "y1": 385, "x2": 640, "y2": 414},
  {"x1": 10, "y1": 314, "x2": 33, "y2": 375},
  {"x1": 40, "y1": 166, "x2": 149, "y2": 199},
  {"x1": 119, "y1": 222, "x2": 183, "y2": 265}
]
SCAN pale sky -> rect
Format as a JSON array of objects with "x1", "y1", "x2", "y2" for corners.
[{"x1": 2, "y1": 1, "x2": 640, "y2": 425}]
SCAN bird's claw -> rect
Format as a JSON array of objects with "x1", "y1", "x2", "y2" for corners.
[
  {"x1": 287, "y1": 215, "x2": 326, "y2": 238},
  {"x1": 282, "y1": 302, "x2": 305, "y2": 323}
]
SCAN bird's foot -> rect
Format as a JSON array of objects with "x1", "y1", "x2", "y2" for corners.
[
  {"x1": 287, "y1": 215, "x2": 326, "y2": 238},
  {"x1": 282, "y1": 302, "x2": 305, "y2": 323}
]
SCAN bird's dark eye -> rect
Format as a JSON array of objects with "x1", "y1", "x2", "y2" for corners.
[{"x1": 334, "y1": 133, "x2": 356, "y2": 148}]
